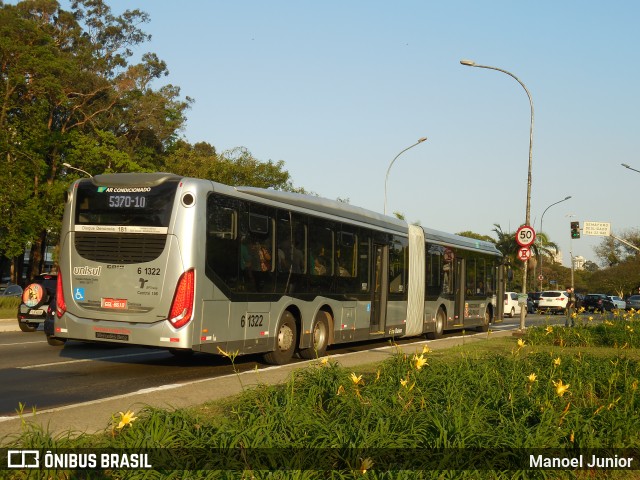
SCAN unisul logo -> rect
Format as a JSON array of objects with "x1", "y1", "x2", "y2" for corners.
[{"x1": 73, "y1": 266, "x2": 102, "y2": 276}]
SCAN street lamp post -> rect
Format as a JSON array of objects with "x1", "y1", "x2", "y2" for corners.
[
  {"x1": 62, "y1": 162, "x2": 93, "y2": 178},
  {"x1": 538, "y1": 196, "x2": 572, "y2": 290},
  {"x1": 460, "y1": 59, "x2": 534, "y2": 332},
  {"x1": 383, "y1": 137, "x2": 427, "y2": 215},
  {"x1": 621, "y1": 163, "x2": 640, "y2": 174}
]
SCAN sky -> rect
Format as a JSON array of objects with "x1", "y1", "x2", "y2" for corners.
[{"x1": 64, "y1": 1, "x2": 640, "y2": 266}]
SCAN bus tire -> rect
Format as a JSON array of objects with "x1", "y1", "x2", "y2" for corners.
[
  {"x1": 299, "y1": 311, "x2": 330, "y2": 359},
  {"x1": 18, "y1": 321, "x2": 38, "y2": 333},
  {"x1": 426, "y1": 308, "x2": 445, "y2": 339},
  {"x1": 46, "y1": 334, "x2": 66, "y2": 346},
  {"x1": 263, "y1": 311, "x2": 297, "y2": 365}
]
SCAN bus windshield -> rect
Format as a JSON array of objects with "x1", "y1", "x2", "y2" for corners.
[{"x1": 74, "y1": 180, "x2": 179, "y2": 228}]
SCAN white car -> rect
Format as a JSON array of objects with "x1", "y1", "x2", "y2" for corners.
[
  {"x1": 504, "y1": 291, "x2": 526, "y2": 318},
  {"x1": 607, "y1": 296, "x2": 626, "y2": 310},
  {"x1": 538, "y1": 290, "x2": 568, "y2": 314}
]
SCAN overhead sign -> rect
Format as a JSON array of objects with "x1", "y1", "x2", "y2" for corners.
[
  {"x1": 518, "y1": 246, "x2": 532, "y2": 262},
  {"x1": 583, "y1": 221, "x2": 611, "y2": 236},
  {"x1": 515, "y1": 225, "x2": 536, "y2": 247}
]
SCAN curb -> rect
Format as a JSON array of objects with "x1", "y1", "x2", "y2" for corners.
[{"x1": 0, "y1": 319, "x2": 19, "y2": 333}]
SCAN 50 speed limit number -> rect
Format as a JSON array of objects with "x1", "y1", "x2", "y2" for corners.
[{"x1": 515, "y1": 225, "x2": 536, "y2": 247}]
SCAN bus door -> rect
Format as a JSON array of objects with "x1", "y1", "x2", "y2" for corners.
[
  {"x1": 453, "y1": 258, "x2": 465, "y2": 325},
  {"x1": 369, "y1": 244, "x2": 389, "y2": 334}
]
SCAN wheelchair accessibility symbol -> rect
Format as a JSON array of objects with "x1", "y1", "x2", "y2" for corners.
[{"x1": 74, "y1": 288, "x2": 85, "y2": 301}]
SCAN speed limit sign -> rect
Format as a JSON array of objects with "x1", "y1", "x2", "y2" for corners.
[{"x1": 515, "y1": 225, "x2": 536, "y2": 247}]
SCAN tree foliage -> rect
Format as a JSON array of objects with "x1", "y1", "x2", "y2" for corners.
[{"x1": 0, "y1": 0, "x2": 299, "y2": 282}]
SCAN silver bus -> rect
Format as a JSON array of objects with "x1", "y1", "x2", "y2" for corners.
[{"x1": 51, "y1": 173, "x2": 504, "y2": 364}]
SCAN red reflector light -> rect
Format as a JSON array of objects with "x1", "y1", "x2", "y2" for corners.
[
  {"x1": 56, "y1": 273, "x2": 66, "y2": 318},
  {"x1": 168, "y1": 269, "x2": 195, "y2": 329}
]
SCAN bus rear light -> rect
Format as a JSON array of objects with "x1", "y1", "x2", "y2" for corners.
[
  {"x1": 56, "y1": 273, "x2": 66, "y2": 318},
  {"x1": 168, "y1": 269, "x2": 195, "y2": 329}
]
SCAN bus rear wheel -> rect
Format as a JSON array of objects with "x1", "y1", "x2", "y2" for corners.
[
  {"x1": 299, "y1": 311, "x2": 330, "y2": 359},
  {"x1": 426, "y1": 308, "x2": 445, "y2": 339},
  {"x1": 264, "y1": 311, "x2": 297, "y2": 365}
]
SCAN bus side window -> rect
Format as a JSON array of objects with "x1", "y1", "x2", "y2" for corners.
[
  {"x1": 309, "y1": 224, "x2": 333, "y2": 276},
  {"x1": 389, "y1": 236, "x2": 408, "y2": 294},
  {"x1": 206, "y1": 195, "x2": 239, "y2": 290}
]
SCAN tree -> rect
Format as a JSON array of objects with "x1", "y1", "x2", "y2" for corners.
[
  {"x1": 456, "y1": 231, "x2": 495, "y2": 243},
  {"x1": 163, "y1": 142, "x2": 299, "y2": 191},
  {"x1": 594, "y1": 229, "x2": 640, "y2": 267},
  {"x1": 0, "y1": 0, "x2": 191, "y2": 280}
]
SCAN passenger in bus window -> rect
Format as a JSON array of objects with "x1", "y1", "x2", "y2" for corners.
[
  {"x1": 253, "y1": 239, "x2": 272, "y2": 272},
  {"x1": 338, "y1": 260, "x2": 350, "y2": 277},
  {"x1": 477, "y1": 281, "x2": 484, "y2": 294},
  {"x1": 314, "y1": 256, "x2": 327, "y2": 276}
]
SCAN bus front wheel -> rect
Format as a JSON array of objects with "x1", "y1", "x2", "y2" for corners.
[
  {"x1": 426, "y1": 308, "x2": 445, "y2": 339},
  {"x1": 299, "y1": 311, "x2": 330, "y2": 359},
  {"x1": 264, "y1": 311, "x2": 297, "y2": 365}
]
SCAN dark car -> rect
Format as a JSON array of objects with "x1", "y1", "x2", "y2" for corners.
[
  {"x1": 527, "y1": 292, "x2": 541, "y2": 313},
  {"x1": 626, "y1": 295, "x2": 640, "y2": 311},
  {"x1": 0, "y1": 283, "x2": 23, "y2": 298},
  {"x1": 582, "y1": 293, "x2": 614, "y2": 313},
  {"x1": 17, "y1": 274, "x2": 57, "y2": 332}
]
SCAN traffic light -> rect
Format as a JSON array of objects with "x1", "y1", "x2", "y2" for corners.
[{"x1": 570, "y1": 221, "x2": 580, "y2": 239}]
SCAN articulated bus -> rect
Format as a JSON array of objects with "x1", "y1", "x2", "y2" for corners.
[{"x1": 51, "y1": 173, "x2": 505, "y2": 364}]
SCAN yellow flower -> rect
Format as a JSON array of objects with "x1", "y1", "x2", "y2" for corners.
[
  {"x1": 422, "y1": 345, "x2": 431, "y2": 354},
  {"x1": 553, "y1": 379, "x2": 570, "y2": 397},
  {"x1": 359, "y1": 457, "x2": 374, "y2": 474},
  {"x1": 545, "y1": 326, "x2": 553, "y2": 335},
  {"x1": 570, "y1": 431, "x2": 575, "y2": 443},
  {"x1": 413, "y1": 353, "x2": 428, "y2": 370},
  {"x1": 116, "y1": 410, "x2": 138, "y2": 429},
  {"x1": 320, "y1": 356, "x2": 329, "y2": 365},
  {"x1": 517, "y1": 339, "x2": 526, "y2": 348},
  {"x1": 527, "y1": 373, "x2": 537, "y2": 383},
  {"x1": 350, "y1": 373, "x2": 364, "y2": 386},
  {"x1": 400, "y1": 378, "x2": 408, "y2": 387},
  {"x1": 375, "y1": 369, "x2": 381, "y2": 381},
  {"x1": 632, "y1": 380, "x2": 638, "y2": 391},
  {"x1": 337, "y1": 385, "x2": 345, "y2": 396},
  {"x1": 588, "y1": 316, "x2": 594, "y2": 322},
  {"x1": 553, "y1": 357, "x2": 561, "y2": 367}
]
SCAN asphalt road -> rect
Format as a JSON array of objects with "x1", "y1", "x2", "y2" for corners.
[{"x1": 0, "y1": 313, "x2": 561, "y2": 441}]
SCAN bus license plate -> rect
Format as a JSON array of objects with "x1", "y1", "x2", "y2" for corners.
[{"x1": 95, "y1": 332, "x2": 129, "y2": 341}]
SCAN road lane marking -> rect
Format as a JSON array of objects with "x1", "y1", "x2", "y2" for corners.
[
  {"x1": 0, "y1": 340, "x2": 47, "y2": 346},
  {"x1": 18, "y1": 351, "x2": 165, "y2": 369}
]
